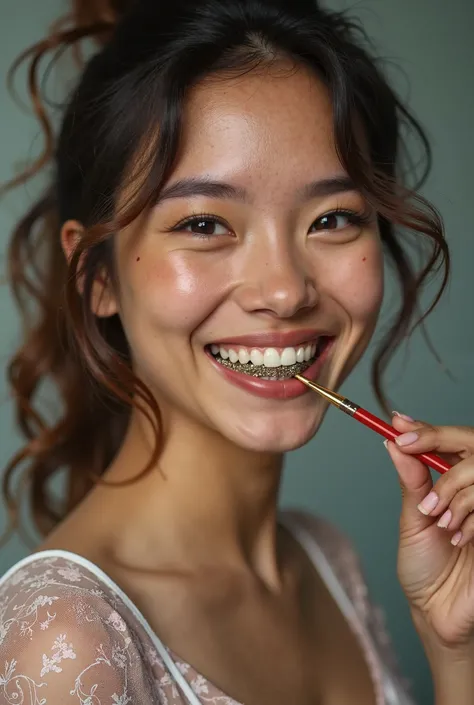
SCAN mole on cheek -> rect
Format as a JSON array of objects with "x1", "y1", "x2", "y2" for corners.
[
  {"x1": 362, "y1": 257, "x2": 367, "y2": 262},
  {"x1": 136, "y1": 256, "x2": 141, "y2": 262}
]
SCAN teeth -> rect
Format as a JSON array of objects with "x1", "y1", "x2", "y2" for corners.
[
  {"x1": 210, "y1": 339, "x2": 327, "y2": 369},
  {"x1": 228, "y1": 349, "x2": 239, "y2": 363},
  {"x1": 250, "y1": 349, "x2": 264, "y2": 366},
  {"x1": 238, "y1": 348, "x2": 250, "y2": 364},
  {"x1": 281, "y1": 347, "x2": 296, "y2": 366},
  {"x1": 263, "y1": 348, "x2": 280, "y2": 368},
  {"x1": 296, "y1": 347, "x2": 305, "y2": 363}
]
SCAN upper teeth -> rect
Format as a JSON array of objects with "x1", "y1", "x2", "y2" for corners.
[{"x1": 210, "y1": 343, "x2": 317, "y2": 367}]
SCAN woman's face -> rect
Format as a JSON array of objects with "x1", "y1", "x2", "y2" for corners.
[{"x1": 113, "y1": 64, "x2": 384, "y2": 452}]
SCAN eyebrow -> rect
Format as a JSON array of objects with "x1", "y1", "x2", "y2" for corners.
[
  {"x1": 155, "y1": 175, "x2": 357, "y2": 204},
  {"x1": 299, "y1": 175, "x2": 357, "y2": 201},
  {"x1": 157, "y1": 178, "x2": 248, "y2": 203}
]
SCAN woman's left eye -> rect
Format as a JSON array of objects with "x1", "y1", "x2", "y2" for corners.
[
  {"x1": 174, "y1": 217, "x2": 230, "y2": 238},
  {"x1": 309, "y1": 211, "x2": 364, "y2": 233}
]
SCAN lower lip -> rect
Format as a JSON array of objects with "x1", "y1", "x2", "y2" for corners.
[{"x1": 206, "y1": 340, "x2": 334, "y2": 400}]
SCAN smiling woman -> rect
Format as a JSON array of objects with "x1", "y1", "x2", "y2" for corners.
[{"x1": 3, "y1": 1, "x2": 474, "y2": 705}]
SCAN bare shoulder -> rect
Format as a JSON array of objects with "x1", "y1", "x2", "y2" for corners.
[{"x1": 0, "y1": 551, "x2": 157, "y2": 704}]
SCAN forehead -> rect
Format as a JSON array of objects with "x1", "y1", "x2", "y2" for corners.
[{"x1": 173, "y1": 63, "x2": 343, "y2": 190}]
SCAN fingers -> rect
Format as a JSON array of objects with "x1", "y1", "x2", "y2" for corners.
[
  {"x1": 414, "y1": 455, "x2": 474, "y2": 547},
  {"x1": 450, "y1": 514, "x2": 474, "y2": 548},
  {"x1": 389, "y1": 413, "x2": 474, "y2": 547},
  {"x1": 391, "y1": 415, "x2": 474, "y2": 459},
  {"x1": 384, "y1": 439, "x2": 434, "y2": 535}
]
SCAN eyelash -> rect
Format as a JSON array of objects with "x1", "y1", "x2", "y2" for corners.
[
  {"x1": 309, "y1": 208, "x2": 373, "y2": 232},
  {"x1": 167, "y1": 208, "x2": 373, "y2": 239},
  {"x1": 166, "y1": 212, "x2": 231, "y2": 239}
]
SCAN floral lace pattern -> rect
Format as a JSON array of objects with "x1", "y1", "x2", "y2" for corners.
[{"x1": 0, "y1": 513, "x2": 413, "y2": 704}]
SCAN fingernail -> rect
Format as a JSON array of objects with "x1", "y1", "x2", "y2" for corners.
[
  {"x1": 417, "y1": 491, "x2": 439, "y2": 515},
  {"x1": 437, "y1": 509, "x2": 452, "y2": 529},
  {"x1": 395, "y1": 431, "x2": 419, "y2": 447},
  {"x1": 383, "y1": 439, "x2": 389, "y2": 449},
  {"x1": 451, "y1": 531, "x2": 462, "y2": 546},
  {"x1": 392, "y1": 411, "x2": 414, "y2": 422}
]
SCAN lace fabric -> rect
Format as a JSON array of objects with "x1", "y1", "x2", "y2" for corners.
[{"x1": 0, "y1": 512, "x2": 414, "y2": 704}]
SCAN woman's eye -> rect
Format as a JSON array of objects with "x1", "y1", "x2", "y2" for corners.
[
  {"x1": 178, "y1": 217, "x2": 230, "y2": 237},
  {"x1": 310, "y1": 212, "x2": 358, "y2": 232}
]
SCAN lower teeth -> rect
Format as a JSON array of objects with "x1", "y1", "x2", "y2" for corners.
[{"x1": 215, "y1": 357, "x2": 315, "y2": 380}]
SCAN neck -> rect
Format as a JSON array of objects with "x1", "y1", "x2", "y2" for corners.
[{"x1": 96, "y1": 409, "x2": 285, "y2": 587}]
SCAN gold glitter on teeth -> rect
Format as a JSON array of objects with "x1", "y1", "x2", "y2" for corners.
[{"x1": 216, "y1": 357, "x2": 313, "y2": 379}]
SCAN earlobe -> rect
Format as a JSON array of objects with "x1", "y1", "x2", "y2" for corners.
[
  {"x1": 92, "y1": 273, "x2": 119, "y2": 318},
  {"x1": 60, "y1": 219, "x2": 83, "y2": 264},
  {"x1": 60, "y1": 219, "x2": 119, "y2": 318}
]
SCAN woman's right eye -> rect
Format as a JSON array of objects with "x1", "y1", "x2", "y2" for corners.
[{"x1": 174, "y1": 216, "x2": 231, "y2": 239}]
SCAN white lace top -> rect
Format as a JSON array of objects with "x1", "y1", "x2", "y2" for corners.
[{"x1": 0, "y1": 512, "x2": 415, "y2": 704}]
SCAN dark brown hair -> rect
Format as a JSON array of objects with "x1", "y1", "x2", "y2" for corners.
[{"x1": 2, "y1": 0, "x2": 449, "y2": 540}]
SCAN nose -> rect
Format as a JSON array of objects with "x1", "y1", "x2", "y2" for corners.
[{"x1": 236, "y1": 248, "x2": 319, "y2": 319}]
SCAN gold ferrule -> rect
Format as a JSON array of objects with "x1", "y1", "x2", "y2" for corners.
[{"x1": 339, "y1": 398, "x2": 358, "y2": 416}]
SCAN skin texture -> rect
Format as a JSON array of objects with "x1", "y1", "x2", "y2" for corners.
[{"x1": 54, "y1": 63, "x2": 474, "y2": 704}]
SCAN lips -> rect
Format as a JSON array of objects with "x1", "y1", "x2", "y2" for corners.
[
  {"x1": 206, "y1": 335, "x2": 335, "y2": 400},
  {"x1": 208, "y1": 328, "x2": 330, "y2": 349}
]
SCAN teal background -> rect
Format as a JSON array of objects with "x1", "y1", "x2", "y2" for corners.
[{"x1": 1, "y1": 2, "x2": 473, "y2": 702}]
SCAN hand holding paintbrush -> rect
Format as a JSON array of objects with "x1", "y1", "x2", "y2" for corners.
[{"x1": 295, "y1": 374, "x2": 451, "y2": 474}]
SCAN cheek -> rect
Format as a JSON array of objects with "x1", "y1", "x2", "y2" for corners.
[
  {"x1": 121, "y1": 251, "x2": 228, "y2": 333},
  {"x1": 327, "y1": 242, "x2": 384, "y2": 321}
]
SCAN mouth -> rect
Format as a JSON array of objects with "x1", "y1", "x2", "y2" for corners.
[{"x1": 206, "y1": 336, "x2": 332, "y2": 380}]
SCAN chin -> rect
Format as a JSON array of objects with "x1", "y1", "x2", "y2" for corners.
[{"x1": 219, "y1": 409, "x2": 323, "y2": 454}]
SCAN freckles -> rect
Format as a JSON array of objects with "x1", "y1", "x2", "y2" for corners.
[{"x1": 136, "y1": 253, "x2": 227, "y2": 329}]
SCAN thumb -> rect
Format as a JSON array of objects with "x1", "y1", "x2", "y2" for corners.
[{"x1": 385, "y1": 440, "x2": 434, "y2": 533}]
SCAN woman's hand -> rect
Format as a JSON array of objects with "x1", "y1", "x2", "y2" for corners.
[{"x1": 386, "y1": 416, "x2": 474, "y2": 650}]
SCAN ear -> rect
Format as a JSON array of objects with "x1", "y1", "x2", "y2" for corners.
[{"x1": 60, "y1": 219, "x2": 119, "y2": 318}]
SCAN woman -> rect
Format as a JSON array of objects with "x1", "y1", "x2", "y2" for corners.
[{"x1": 1, "y1": 0, "x2": 474, "y2": 703}]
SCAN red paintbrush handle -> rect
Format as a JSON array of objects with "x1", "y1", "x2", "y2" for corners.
[{"x1": 353, "y1": 407, "x2": 451, "y2": 475}]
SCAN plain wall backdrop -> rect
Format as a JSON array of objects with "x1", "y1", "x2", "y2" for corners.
[{"x1": 1, "y1": 1, "x2": 473, "y2": 702}]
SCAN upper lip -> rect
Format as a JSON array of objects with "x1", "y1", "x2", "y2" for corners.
[{"x1": 208, "y1": 329, "x2": 333, "y2": 349}]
